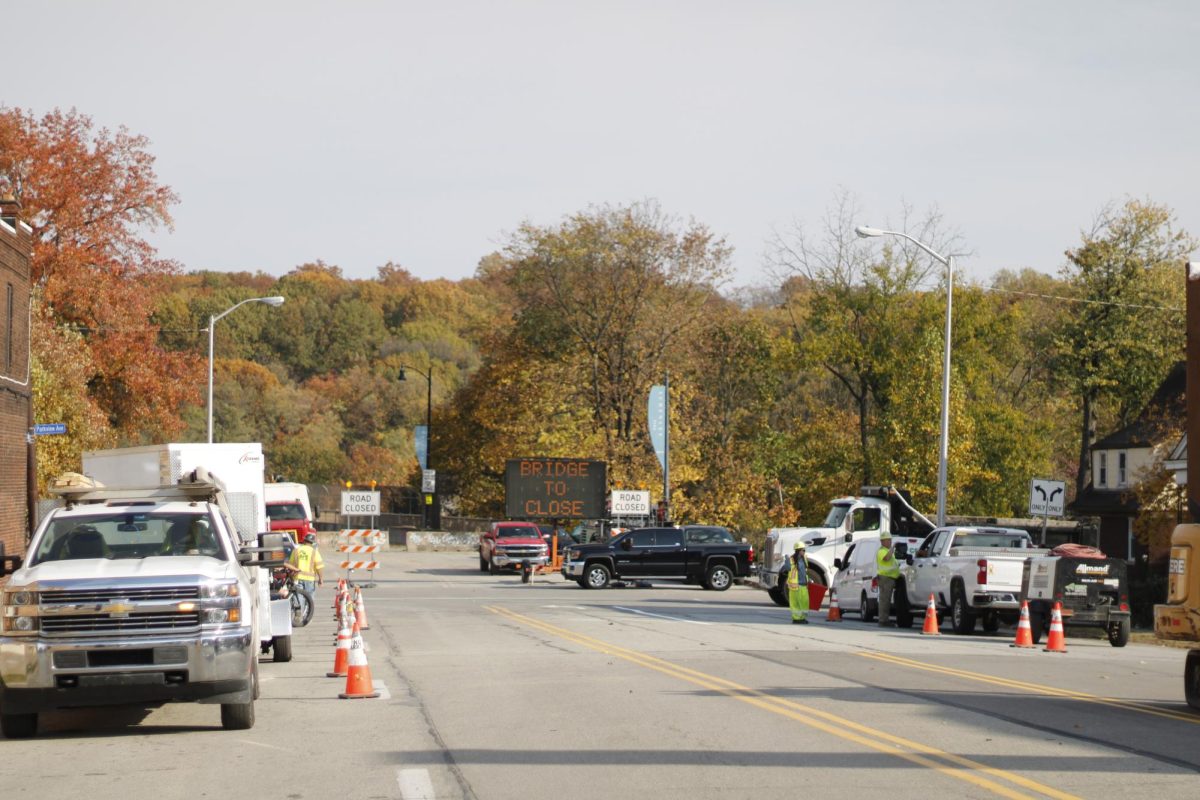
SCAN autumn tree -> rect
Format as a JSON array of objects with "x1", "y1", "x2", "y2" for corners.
[
  {"x1": 0, "y1": 106, "x2": 198, "y2": 441},
  {"x1": 1053, "y1": 199, "x2": 1194, "y2": 495}
]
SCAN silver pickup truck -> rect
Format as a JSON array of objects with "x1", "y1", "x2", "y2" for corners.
[{"x1": 0, "y1": 471, "x2": 284, "y2": 738}]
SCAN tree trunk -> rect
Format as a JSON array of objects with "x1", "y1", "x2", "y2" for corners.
[
  {"x1": 859, "y1": 383, "x2": 871, "y2": 485},
  {"x1": 1075, "y1": 392, "x2": 1095, "y2": 497}
]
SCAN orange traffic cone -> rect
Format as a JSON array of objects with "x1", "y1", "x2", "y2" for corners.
[
  {"x1": 333, "y1": 578, "x2": 345, "y2": 610},
  {"x1": 354, "y1": 585, "x2": 370, "y2": 630},
  {"x1": 1043, "y1": 602, "x2": 1067, "y2": 653},
  {"x1": 921, "y1": 593, "x2": 940, "y2": 635},
  {"x1": 339, "y1": 625, "x2": 380, "y2": 699},
  {"x1": 327, "y1": 614, "x2": 353, "y2": 677},
  {"x1": 1010, "y1": 601, "x2": 1035, "y2": 648},
  {"x1": 826, "y1": 588, "x2": 843, "y2": 622}
]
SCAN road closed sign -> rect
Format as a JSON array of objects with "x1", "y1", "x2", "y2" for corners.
[
  {"x1": 342, "y1": 491, "x2": 381, "y2": 516},
  {"x1": 610, "y1": 490, "x2": 650, "y2": 515},
  {"x1": 1028, "y1": 478, "x2": 1066, "y2": 517}
]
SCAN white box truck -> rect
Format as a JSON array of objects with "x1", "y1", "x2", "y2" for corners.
[{"x1": 81, "y1": 444, "x2": 292, "y2": 662}]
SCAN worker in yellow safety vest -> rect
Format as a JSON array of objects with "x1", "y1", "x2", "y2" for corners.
[
  {"x1": 787, "y1": 541, "x2": 810, "y2": 625},
  {"x1": 876, "y1": 531, "x2": 901, "y2": 628},
  {"x1": 286, "y1": 532, "x2": 324, "y2": 595}
]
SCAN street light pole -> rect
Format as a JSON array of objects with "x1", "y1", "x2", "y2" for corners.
[
  {"x1": 855, "y1": 225, "x2": 954, "y2": 527},
  {"x1": 206, "y1": 296, "x2": 286, "y2": 443},
  {"x1": 399, "y1": 365, "x2": 435, "y2": 529}
]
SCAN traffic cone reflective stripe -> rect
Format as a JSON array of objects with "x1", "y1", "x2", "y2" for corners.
[
  {"x1": 921, "y1": 593, "x2": 940, "y2": 635},
  {"x1": 1043, "y1": 602, "x2": 1067, "y2": 653},
  {"x1": 827, "y1": 588, "x2": 843, "y2": 622},
  {"x1": 327, "y1": 616, "x2": 352, "y2": 677},
  {"x1": 354, "y1": 586, "x2": 370, "y2": 630},
  {"x1": 339, "y1": 626, "x2": 380, "y2": 699},
  {"x1": 1010, "y1": 601, "x2": 1035, "y2": 648}
]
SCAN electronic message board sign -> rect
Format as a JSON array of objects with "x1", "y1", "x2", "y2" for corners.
[{"x1": 505, "y1": 458, "x2": 606, "y2": 519}]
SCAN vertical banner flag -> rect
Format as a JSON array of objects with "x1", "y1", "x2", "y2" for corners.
[
  {"x1": 648, "y1": 385, "x2": 666, "y2": 471},
  {"x1": 414, "y1": 425, "x2": 428, "y2": 470}
]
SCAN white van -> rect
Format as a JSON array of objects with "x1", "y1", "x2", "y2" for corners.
[{"x1": 831, "y1": 537, "x2": 882, "y2": 621}]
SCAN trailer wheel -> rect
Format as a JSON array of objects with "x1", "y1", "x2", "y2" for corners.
[
  {"x1": 982, "y1": 613, "x2": 1001, "y2": 633},
  {"x1": 768, "y1": 586, "x2": 788, "y2": 607},
  {"x1": 1107, "y1": 618, "x2": 1130, "y2": 648},
  {"x1": 272, "y1": 635, "x2": 293, "y2": 663},
  {"x1": 1185, "y1": 650, "x2": 1200, "y2": 711}
]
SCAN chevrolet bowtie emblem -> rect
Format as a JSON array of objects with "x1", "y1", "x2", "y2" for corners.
[{"x1": 106, "y1": 601, "x2": 135, "y2": 617}]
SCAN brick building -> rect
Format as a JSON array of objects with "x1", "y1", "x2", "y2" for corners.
[{"x1": 0, "y1": 194, "x2": 34, "y2": 558}]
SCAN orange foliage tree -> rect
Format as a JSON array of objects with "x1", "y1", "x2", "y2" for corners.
[{"x1": 0, "y1": 106, "x2": 200, "y2": 441}]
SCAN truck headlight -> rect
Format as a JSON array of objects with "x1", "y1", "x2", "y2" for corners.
[
  {"x1": 7, "y1": 590, "x2": 37, "y2": 606},
  {"x1": 202, "y1": 581, "x2": 239, "y2": 599}
]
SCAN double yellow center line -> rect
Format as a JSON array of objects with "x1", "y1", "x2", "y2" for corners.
[
  {"x1": 486, "y1": 605, "x2": 1078, "y2": 800},
  {"x1": 862, "y1": 652, "x2": 1200, "y2": 725}
]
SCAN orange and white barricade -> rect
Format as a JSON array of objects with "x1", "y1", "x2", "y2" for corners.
[{"x1": 337, "y1": 530, "x2": 385, "y2": 586}]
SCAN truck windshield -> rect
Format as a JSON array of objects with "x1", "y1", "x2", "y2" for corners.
[
  {"x1": 822, "y1": 504, "x2": 851, "y2": 528},
  {"x1": 267, "y1": 503, "x2": 308, "y2": 521},
  {"x1": 496, "y1": 528, "x2": 537, "y2": 539},
  {"x1": 31, "y1": 512, "x2": 226, "y2": 564},
  {"x1": 952, "y1": 533, "x2": 1028, "y2": 549}
]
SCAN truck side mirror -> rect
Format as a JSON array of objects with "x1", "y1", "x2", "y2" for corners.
[
  {"x1": 893, "y1": 543, "x2": 908, "y2": 559},
  {"x1": 833, "y1": 558, "x2": 843, "y2": 570},
  {"x1": 0, "y1": 555, "x2": 21, "y2": 577},
  {"x1": 844, "y1": 533, "x2": 853, "y2": 543}
]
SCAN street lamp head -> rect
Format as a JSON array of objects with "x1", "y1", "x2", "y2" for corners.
[
  {"x1": 855, "y1": 225, "x2": 886, "y2": 238},
  {"x1": 261, "y1": 296, "x2": 285, "y2": 307}
]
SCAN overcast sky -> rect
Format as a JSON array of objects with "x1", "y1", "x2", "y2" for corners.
[{"x1": 7, "y1": 1, "x2": 1198, "y2": 288}]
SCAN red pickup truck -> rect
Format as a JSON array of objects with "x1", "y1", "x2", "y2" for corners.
[{"x1": 479, "y1": 521, "x2": 549, "y2": 575}]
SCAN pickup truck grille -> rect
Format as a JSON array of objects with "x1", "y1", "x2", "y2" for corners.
[
  {"x1": 40, "y1": 612, "x2": 201, "y2": 635},
  {"x1": 40, "y1": 587, "x2": 200, "y2": 604},
  {"x1": 38, "y1": 586, "x2": 203, "y2": 637},
  {"x1": 497, "y1": 546, "x2": 544, "y2": 557}
]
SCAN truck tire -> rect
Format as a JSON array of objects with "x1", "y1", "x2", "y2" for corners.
[
  {"x1": 1, "y1": 711, "x2": 37, "y2": 739},
  {"x1": 583, "y1": 562, "x2": 611, "y2": 590},
  {"x1": 705, "y1": 564, "x2": 734, "y2": 591},
  {"x1": 861, "y1": 591, "x2": 877, "y2": 623},
  {"x1": 273, "y1": 634, "x2": 293, "y2": 663},
  {"x1": 767, "y1": 586, "x2": 787, "y2": 607},
  {"x1": 221, "y1": 698, "x2": 255, "y2": 730},
  {"x1": 1028, "y1": 608, "x2": 1045, "y2": 645},
  {"x1": 1108, "y1": 618, "x2": 1130, "y2": 648},
  {"x1": 479, "y1": 553, "x2": 488, "y2": 572},
  {"x1": 982, "y1": 613, "x2": 1001, "y2": 633},
  {"x1": 895, "y1": 582, "x2": 914, "y2": 628},
  {"x1": 951, "y1": 585, "x2": 976, "y2": 635},
  {"x1": 1186, "y1": 650, "x2": 1200, "y2": 711}
]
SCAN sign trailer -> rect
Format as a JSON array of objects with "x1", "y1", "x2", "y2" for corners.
[{"x1": 505, "y1": 458, "x2": 606, "y2": 519}]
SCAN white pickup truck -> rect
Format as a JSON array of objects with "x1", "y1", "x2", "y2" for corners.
[{"x1": 896, "y1": 526, "x2": 1048, "y2": 634}]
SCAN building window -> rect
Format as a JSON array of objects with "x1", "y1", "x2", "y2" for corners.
[
  {"x1": 1118, "y1": 452, "x2": 1127, "y2": 487},
  {"x1": 1098, "y1": 452, "x2": 1108, "y2": 487},
  {"x1": 4, "y1": 283, "x2": 11, "y2": 375}
]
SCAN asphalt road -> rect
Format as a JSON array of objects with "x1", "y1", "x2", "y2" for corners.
[{"x1": 3, "y1": 550, "x2": 1197, "y2": 800}]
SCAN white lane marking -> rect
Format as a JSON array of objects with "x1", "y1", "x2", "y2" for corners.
[
  {"x1": 237, "y1": 739, "x2": 289, "y2": 751},
  {"x1": 612, "y1": 606, "x2": 711, "y2": 625},
  {"x1": 373, "y1": 679, "x2": 391, "y2": 700},
  {"x1": 542, "y1": 605, "x2": 589, "y2": 610},
  {"x1": 397, "y1": 767, "x2": 435, "y2": 799}
]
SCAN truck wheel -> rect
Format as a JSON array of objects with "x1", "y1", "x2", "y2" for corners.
[
  {"x1": 273, "y1": 635, "x2": 293, "y2": 663},
  {"x1": 1185, "y1": 650, "x2": 1200, "y2": 711},
  {"x1": 982, "y1": 613, "x2": 1001, "y2": 633},
  {"x1": 221, "y1": 699, "x2": 255, "y2": 730},
  {"x1": 767, "y1": 586, "x2": 787, "y2": 607},
  {"x1": 861, "y1": 592, "x2": 877, "y2": 623},
  {"x1": 895, "y1": 583, "x2": 914, "y2": 628},
  {"x1": 705, "y1": 564, "x2": 734, "y2": 591},
  {"x1": 252, "y1": 661, "x2": 260, "y2": 700},
  {"x1": 1108, "y1": 618, "x2": 1130, "y2": 648},
  {"x1": 584, "y1": 563, "x2": 611, "y2": 590},
  {"x1": 1028, "y1": 609, "x2": 1045, "y2": 645},
  {"x1": 479, "y1": 553, "x2": 488, "y2": 572},
  {"x1": 951, "y1": 586, "x2": 976, "y2": 635},
  {"x1": 0, "y1": 712, "x2": 37, "y2": 739}
]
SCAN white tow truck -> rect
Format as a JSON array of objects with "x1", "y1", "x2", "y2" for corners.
[
  {"x1": 0, "y1": 469, "x2": 288, "y2": 738},
  {"x1": 758, "y1": 486, "x2": 935, "y2": 606}
]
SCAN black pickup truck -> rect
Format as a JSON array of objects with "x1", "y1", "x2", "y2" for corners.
[{"x1": 562, "y1": 526, "x2": 754, "y2": 590}]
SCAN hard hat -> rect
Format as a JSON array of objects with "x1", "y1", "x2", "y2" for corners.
[
  {"x1": 304, "y1": 533, "x2": 317, "y2": 544},
  {"x1": 880, "y1": 531, "x2": 892, "y2": 540},
  {"x1": 793, "y1": 541, "x2": 806, "y2": 550}
]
